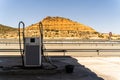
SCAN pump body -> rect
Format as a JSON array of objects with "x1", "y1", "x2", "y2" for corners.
[{"x1": 24, "y1": 37, "x2": 42, "y2": 67}]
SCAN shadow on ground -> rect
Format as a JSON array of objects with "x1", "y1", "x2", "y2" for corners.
[{"x1": 0, "y1": 56, "x2": 104, "y2": 80}]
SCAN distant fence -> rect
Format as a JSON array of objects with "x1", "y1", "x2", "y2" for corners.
[{"x1": 0, "y1": 41, "x2": 120, "y2": 46}]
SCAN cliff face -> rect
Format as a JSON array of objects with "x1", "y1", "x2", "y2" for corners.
[{"x1": 26, "y1": 16, "x2": 97, "y2": 39}]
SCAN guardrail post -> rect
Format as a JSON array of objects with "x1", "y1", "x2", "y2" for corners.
[
  {"x1": 63, "y1": 50, "x2": 66, "y2": 56},
  {"x1": 112, "y1": 44, "x2": 113, "y2": 46},
  {"x1": 96, "y1": 44, "x2": 97, "y2": 46},
  {"x1": 97, "y1": 50, "x2": 100, "y2": 56}
]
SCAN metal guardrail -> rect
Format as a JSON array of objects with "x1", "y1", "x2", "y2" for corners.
[
  {"x1": 44, "y1": 42, "x2": 120, "y2": 46},
  {"x1": 0, "y1": 39, "x2": 120, "y2": 43},
  {"x1": 0, "y1": 39, "x2": 120, "y2": 56},
  {"x1": 0, "y1": 48, "x2": 120, "y2": 55},
  {"x1": 0, "y1": 49, "x2": 120, "y2": 52},
  {"x1": 0, "y1": 49, "x2": 22, "y2": 52},
  {"x1": 0, "y1": 42, "x2": 120, "y2": 47}
]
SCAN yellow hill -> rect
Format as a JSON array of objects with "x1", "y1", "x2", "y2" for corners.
[{"x1": 26, "y1": 16, "x2": 97, "y2": 39}]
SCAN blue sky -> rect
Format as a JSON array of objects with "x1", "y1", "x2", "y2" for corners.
[{"x1": 0, "y1": 0, "x2": 120, "y2": 34}]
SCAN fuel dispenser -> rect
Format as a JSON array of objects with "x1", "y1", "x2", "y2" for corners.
[
  {"x1": 18, "y1": 21, "x2": 57, "y2": 69},
  {"x1": 18, "y1": 21, "x2": 43, "y2": 67}
]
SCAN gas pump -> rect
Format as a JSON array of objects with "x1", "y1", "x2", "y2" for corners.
[
  {"x1": 18, "y1": 21, "x2": 57, "y2": 69},
  {"x1": 18, "y1": 21, "x2": 43, "y2": 67}
]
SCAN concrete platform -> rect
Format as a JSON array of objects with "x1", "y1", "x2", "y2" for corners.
[
  {"x1": 0, "y1": 56, "x2": 103, "y2": 80},
  {"x1": 76, "y1": 57, "x2": 120, "y2": 80}
]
